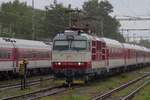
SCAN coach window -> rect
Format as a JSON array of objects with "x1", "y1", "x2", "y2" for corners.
[
  {"x1": 0, "y1": 50, "x2": 2, "y2": 58},
  {"x1": 92, "y1": 41, "x2": 96, "y2": 46},
  {"x1": 46, "y1": 52, "x2": 49, "y2": 58},
  {"x1": 92, "y1": 48, "x2": 96, "y2": 53},
  {"x1": 36, "y1": 52, "x2": 40, "y2": 58},
  {"x1": 44, "y1": 52, "x2": 49, "y2": 58},
  {"x1": 1, "y1": 51, "x2": 4, "y2": 58},
  {"x1": 38, "y1": 52, "x2": 42, "y2": 58},
  {"x1": 102, "y1": 55, "x2": 105, "y2": 60},
  {"x1": 102, "y1": 43, "x2": 106, "y2": 47},
  {"x1": 102, "y1": 49, "x2": 105, "y2": 60},
  {"x1": 42, "y1": 52, "x2": 46, "y2": 58},
  {"x1": 102, "y1": 49, "x2": 105, "y2": 54},
  {"x1": 32, "y1": 52, "x2": 36, "y2": 58},
  {"x1": 92, "y1": 55, "x2": 96, "y2": 60},
  {"x1": 0, "y1": 51, "x2": 3, "y2": 58},
  {"x1": 39, "y1": 52, "x2": 42, "y2": 58},
  {"x1": 97, "y1": 41, "x2": 101, "y2": 51},
  {"x1": 0, "y1": 53, "x2": 1, "y2": 58},
  {"x1": 2, "y1": 51, "x2": 5, "y2": 58},
  {"x1": 99, "y1": 53, "x2": 101, "y2": 60},
  {"x1": 118, "y1": 49, "x2": 120, "y2": 58},
  {"x1": 0, "y1": 50, "x2": 10, "y2": 59},
  {"x1": 7, "y1": 52, "x2": 11, "y2": 59}
]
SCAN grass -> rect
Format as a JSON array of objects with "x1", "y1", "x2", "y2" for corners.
[
  {"x1": 112, "y1": 76, "x2": 149, "y2": 98},
  {"x1": 0, "y1": 78, "x2": 56, "y2": 99},
  {"x1": 0, "y1": 75, "x2": 51, "y2": 86},
  {"x1": 133, "y1": 83, "x2": 150, "y2": 100},
  {"x1": 0, "y1": 67, "x2": 150, "y2": 100},
  {"x1": 42, "y1": 95, "x2": 90, "y2": 100},
  {"x1": 40, "y1": 67, "x2": 150, "y2": 100}
]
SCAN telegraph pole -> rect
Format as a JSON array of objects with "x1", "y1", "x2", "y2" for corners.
[
  {"x1": 32, "y1": 0, "x2": 35, "y2": 40},
  {"x1": 100, "y1": 18, "x2": 104, "y2": 37},
  {"x1": 0, "y1": 8, "x2": 1, "y2": 36},
  {"x1": 66, "y1": 9, "x2": 81, "y2": 27}
]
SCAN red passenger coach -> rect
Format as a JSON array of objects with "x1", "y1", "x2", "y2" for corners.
[
  {"x1": 52, "y1": 28, "x2": 150, "y2": 84},
  {"x1": 0, "y1": 37, "x2": 52, "y2": 78}
]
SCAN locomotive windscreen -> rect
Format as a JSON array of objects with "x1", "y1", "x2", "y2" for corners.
[
  {"x1": 53, "y1": 40, "x2": 69, "y2": 50},
  {"x1": 53, "y1": 40, "x2": 87, "y2": 50},
  {"x1": 71, "y1": 41, "x2": 87, "y2": 50}
]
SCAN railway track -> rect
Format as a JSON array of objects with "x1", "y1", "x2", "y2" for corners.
[
  {"x1": 1, "y1": 85, "x2": 67, "y2": 100},
  {"x1": 122, "y1": 79, "x2": 150, "y2": 100},
  {"x1": 92, "y1": 72, "x2": 150, "y2": 100},
  {"x1": 0, "y1": 76, "x2": 53, "y2": 91}
]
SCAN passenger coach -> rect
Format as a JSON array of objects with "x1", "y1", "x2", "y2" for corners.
[{"x1": 0, "y1": 37, "x2": 52, "y2": 78}]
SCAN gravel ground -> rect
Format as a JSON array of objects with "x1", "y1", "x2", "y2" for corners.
[
  {"x1": 40, "y1": 67, "x2": 150, "y2": 100},
  {"x1": 0, "y1": 76, "x2": 55, "y2": 99}
]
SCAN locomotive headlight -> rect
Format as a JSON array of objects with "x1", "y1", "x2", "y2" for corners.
[
  {"x1": 58, "y1": 62, "x2": 61, "y2": 65},
  {"x1": 78, "y1": 62, "x2": 81, "y2": 66},
  {"x1": 78, "y1": 62, "x2": 84, "y2": 66}
]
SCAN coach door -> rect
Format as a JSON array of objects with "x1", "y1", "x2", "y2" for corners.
[
  {"x1": 92, "y1": 41, "x2": 96, "y2": 61},
  {"x1": 106, "y1": 48, "x2": 109, "y2": 66},
  {"x1": 12, "y1": 42, "x2": 18, "y2": 72},
  {"x1": 101, "y1": 43, "x2": 108, "y2": 66},
  {"x1": 92, "y1": 40, "x2": 102, "y2": 61}
]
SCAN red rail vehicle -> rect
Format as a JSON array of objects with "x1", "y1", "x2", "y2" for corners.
[
  {"x1": 0, "y1": 37, "x2": 52, "y2": 78},
  {"x1": 52, "y1": 28, "x2": 150, "y2": 84}
]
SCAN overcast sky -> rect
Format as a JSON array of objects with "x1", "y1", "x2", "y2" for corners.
[{"x1": 0, "y1": 0, "x2": 150, "y2": 41}]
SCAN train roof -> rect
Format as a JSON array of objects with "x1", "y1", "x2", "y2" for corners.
[
  {"x1": 123, "y1": 43, "x2": 136, "y2": 49},
  {"x1": 54, "y1": 33, "x2": 94, "y2": 40},
  {"x1": 0, "y1": 37, "x2": 52, "y2": 49},
  {"x1": 54, "y1": 32, "x2": 150, "y2": 51},
  {"x1": 101, "y1": 37, "x2": 123, "y2": 48},
  {"x1": 81, "y1": 34, "x2": 104, "y2": 41},
  {"x1": 123, "y1": 43, "x2": 150, "y2": 52},
  {"x1": 0, "y1": 38, "x2": 14, "y2": 48},
  {"x1": 134, "y1": 44, "x2": 145, "y2": 51},
  {"x1": 13, "y1": 38, "x2": 52, "y2": 49},
  {"x1": 79, "y1": 34, "x2": 123, "y2": 48}
]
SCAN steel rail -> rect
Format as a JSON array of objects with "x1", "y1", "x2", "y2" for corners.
[
  {"x1": 1, "y1": 85, "x2": 66, "y2": 100},
  {"x1": 0, "y1": 76, "x2": 53, "y2": 90},
  {"x1": 92, "y1": 72, "x2": 150, "y2": 100},
  {"x1": 122, "y1": 79, "x2": 150, "y2": 100}
]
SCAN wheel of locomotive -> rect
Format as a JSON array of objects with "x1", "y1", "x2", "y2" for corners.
[
  {"x1": 66, "y1": 78, "x2": 73, "y2": 87},
  {"x1": 84, "y1": 75, "x2": 89, "y2": 84}
]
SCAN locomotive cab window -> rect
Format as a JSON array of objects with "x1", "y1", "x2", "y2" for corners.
[
  {"x1": 71, "y1": 40, "x2": 87, "y2": 50},
  {"x1": 53, "y1": 40, "x2": 69, "y2": 50},
  {"x1": 53, "y1": 40, "x2": 87, "y2": 51}
]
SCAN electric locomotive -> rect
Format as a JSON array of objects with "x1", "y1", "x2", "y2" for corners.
[
  {"x1": 52, "y1": 28, "x2": 93, "y2": 83},
  {"x1": 52, "y1": 27, "x2": 150, "y2": 84}
]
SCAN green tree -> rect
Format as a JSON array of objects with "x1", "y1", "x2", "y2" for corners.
[
  {"x1": 44, "y1": 2, "x2": 70, "y2": 39},
  {"x1": 0, "y1": 0, "x2": 33, "y2": 39},
  {"x1": 33, "y1": 9, "x2": 46, "y2": 40},
  {"x1": 0, "y1": 0, "x2": 46, "y2": 40},
  {"x1": 139, "y1": 39, "x2": 150, "y2": 48},
  {"x1": 82, "y1": 0, "x2": 125, "y2": 42}
]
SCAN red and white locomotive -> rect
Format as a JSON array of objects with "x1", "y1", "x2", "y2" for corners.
[
  {"x1": 0, "y1": 37, "x2": 52, "y2": 78},
  {"x1": 52, "y1": 28, "x2": 150, "y2": 84}
]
